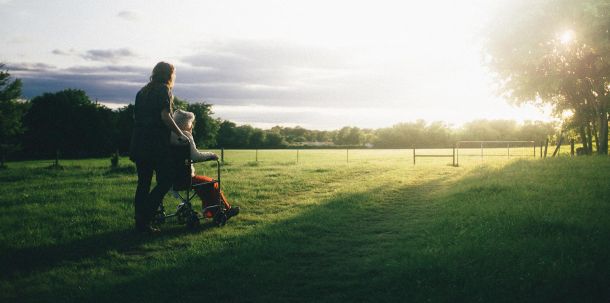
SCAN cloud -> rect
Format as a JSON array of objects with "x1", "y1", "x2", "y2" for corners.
[
  {"x1": 10, "y1": 39, "x2": 382, "y2": 112},
  {"x1": 51, "y1": 49, "x2": 68, "y2": 55},
  {"x1": 183, "y1": 40, "x2": 347, "y2": 70},
  {"x1": 7, "y1": 36, "x2": 400, "y2": 112},
  {"x1": 51, "y1": 47, "x2": 137, "y2": 63},
  {"x1": 211, "y1": 104, "x2": 426, "y2": 130},
  {"x1": 7, "y1": 38, "x2": 401, "y2": 112},
  {"x1": 9, "y1": 58, "x2": 341, "y2": 110},
  {"x1": 176, "y1": 40, "x2": 445, "y2": 111},
  {"x1": 117, "y1": 10, "x2": 139, "y2": 21},
  {"x1": 6, "y1": 62, "x2": 56, "y2": 72},
  {"x1": 81, "y1": 48, "x2": 136, "y2": 63},
  {"x1": 8, "y1": 63, "x2": 147, "y2": 104},
  {"x1": 7, "y1": 38, "x2": 436, "y2": 112},
  {"x1": 51, "y1": 49, "x2": 77, "y2": 56},
  {"x1": 175, "y1": 39, "x2": 376, "y2": 106}
]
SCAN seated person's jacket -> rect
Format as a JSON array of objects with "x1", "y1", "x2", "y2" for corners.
[{"x1": 170, "y1": 132, "x2": 215, "y2": 176}]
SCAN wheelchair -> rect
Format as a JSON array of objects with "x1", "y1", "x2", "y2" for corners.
[{"x1": 153, "y1": 144, "x2": 228, "y2": 229}]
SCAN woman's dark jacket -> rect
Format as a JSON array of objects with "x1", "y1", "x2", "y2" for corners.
[{"x1": 129, "y1": 84, "x2": 173, "y2": 162}]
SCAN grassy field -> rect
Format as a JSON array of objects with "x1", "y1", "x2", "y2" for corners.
[{"x1": 0, "y1": 150, "x2": 609, "y2": 302}]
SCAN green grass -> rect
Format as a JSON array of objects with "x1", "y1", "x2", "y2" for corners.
[{"x1": 0, "y1": 152, "x2": 609, "y2": 302}]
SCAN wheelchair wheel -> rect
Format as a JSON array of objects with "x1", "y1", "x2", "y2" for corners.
[
  {"x1": 176, "y1": 211, "x2": 186, "y2": 224},
  {"x1": 186, "y1": 212, "x2": 200, "y2": 229},
  {"x1": 213, "y1": 211, "x2": 227, "y2": 227},
  {"x1": 176, "y1": 204, "x2": 191, "y2": 224},
  {"x1": 152, "y1": 210, "x2": 166, "y2": 225}
]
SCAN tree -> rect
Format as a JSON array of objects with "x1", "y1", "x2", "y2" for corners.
[
  {"x1": 263, "y1": 131, "x2": 287, "y2": 148},
  {"x1": 424, "y1": 122, "x2": 452, "y2": 147},
  {"x1": 173, "y1": 97, "x2": 188, "y2": 111},
  {"x1": 113, "y1": 104, "x2": 134, "y2": 153},
  {"x1": 334, "y1": 127, "x2": 363, "y2": 145},
  {"x1": 249, "y1": 128, "x2": 266, "y2": 148},
  {"x1": 459, "y1": 120, "x2": 518, "y2": 141},
  {"x1": 0, "y1": 64, "x2": 26, "y2": 167},
  {"x1": 373, "y1": 120, "x2": 429, "y2": 148},
  {"x1": 216, "y1": 120, "x2": 238, "y2": 148},
  {"x1": 485, "y1": 0, "x2": 610, "y2": 154},
  {"x1": 234, "y1": 125, "x2": 254, "y2": 147},
  {"x1": 517, "y1": 120, "x2": 558, "y2": 143},
  {"x1": 23, "y1": 89, "x2": 114, "y2": 158},
  {"x1": 273, "y1": 126, "x2": 307, "y2": 143},
  {"x1": 187, "y1": 102, "x2": 219, "y2": 148}
]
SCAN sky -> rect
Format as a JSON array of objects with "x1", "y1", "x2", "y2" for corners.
[{"x1": 0, "y1": 0, "x2": 553, "y2": 130}]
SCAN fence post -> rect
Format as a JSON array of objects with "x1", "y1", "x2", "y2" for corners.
[
  {"x1": 346, "y1": 149, "x2": 349, "y2": 163},
  {"x1": 55, "y1": 149, "x2": 60, "y2": 168},
  {"x1": 507, "y1": 143, "x2": 510, "y2": 158},
  {"x1": 480, "y1": 142, "x2": 484, "y2": 160},
  {"x1": 456, "y1": 142, "x2": 459, "y2": 166},
  {"x1": 256, "y1": 149, "x2": 258, "y2": 162},
  {"x1": 533, "y1": 142, "x2": 536, "y2": 158},
  {"x1": 552, "y1": 135, "x2": 563, "y2": 157},
  {"x1": 544, "y1": 138, "x2": 549, "y2": 158},
  {"x1": 539, "y1": 142, "x2": 543, "y2": 158},
  {"x1": 570, "y1": 139, "x2": 575, "y2": 156},
  {"x1": 221, "y1": 148, "x2": 224, "y2": 164},
  {"x1": 413, "y1": 146, "x2": 416, "y2": 165},
  {"x1": 111, "y1": 149, "x2": 119, "y2": 168}
]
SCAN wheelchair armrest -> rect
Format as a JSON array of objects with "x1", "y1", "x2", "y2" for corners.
[
  {"x1": 189, "y1": 160, "x2": 221, "y2": 188},
  {"x1": 192, "y1": 181, "x2": 217, "y2": 188}
]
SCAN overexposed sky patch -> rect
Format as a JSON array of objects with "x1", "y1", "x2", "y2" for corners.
[{"x1": 0, "y1": 0, "x2": 552, "y2": 129}]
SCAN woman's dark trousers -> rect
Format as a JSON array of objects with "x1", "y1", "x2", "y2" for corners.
[{"x1": 134, "y1": 158, "x2": 173, "y2": 226}]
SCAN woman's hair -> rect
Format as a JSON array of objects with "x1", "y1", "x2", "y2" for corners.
[
  {"x1": 173, "y1": 109, "x2": 195, "y2": 130},
  {"x1": 142, "y1": 61, "x2": 175, "y2": 93}
]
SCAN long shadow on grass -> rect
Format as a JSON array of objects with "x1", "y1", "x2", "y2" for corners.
[
  {"x1": 8, "y1": 159, "x2": 610, "y2": 302},
  {"x1": 0, "y1": 222, "x2": 219, "y2": 280}
]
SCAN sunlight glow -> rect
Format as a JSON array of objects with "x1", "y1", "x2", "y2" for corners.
[
  {"x1": 560, "y1": 30, "x2": 574, "y2": 44},
  {"x1": 561, "y1": 110, "x2": 574, "y2": 119}
]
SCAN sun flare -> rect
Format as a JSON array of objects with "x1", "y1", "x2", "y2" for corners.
[{"x1": 560, "y1": 30, "x2": 574, "y2": 44}]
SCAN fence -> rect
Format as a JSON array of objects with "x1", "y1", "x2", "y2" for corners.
[
  {"x1": 412, "y1": 147, "x2": 456, "y2": 166},
  {"x1": 455, "y1": 141, "x2": 536, "y2": 166},
  {"x1": 208, "y1": 144, "x2": 538, "y2": 166},
  {"x1": 215, "y1": 148, "x2": 397, "y2": 164},
  {"x1": 32, "y1": 141, "x2": 593, "y2": 169}
]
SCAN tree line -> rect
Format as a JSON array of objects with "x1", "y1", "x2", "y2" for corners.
[{"x1": 1, "y1": 65, "x2": 563, "y2": 164}]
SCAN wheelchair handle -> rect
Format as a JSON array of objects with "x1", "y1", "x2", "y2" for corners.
[{"x1": 216, "y1": 159, "x2": 221, "y2": 189}]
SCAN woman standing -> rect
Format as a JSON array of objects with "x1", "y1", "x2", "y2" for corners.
[{"x1": 130, "y1": 62, "x2": 189, "y2": 233}]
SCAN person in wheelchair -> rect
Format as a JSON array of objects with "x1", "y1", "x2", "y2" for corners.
[{"x1": 170, "y1": 109, "x2": 240, "y2": 220}]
